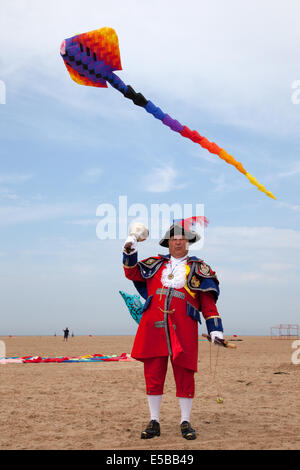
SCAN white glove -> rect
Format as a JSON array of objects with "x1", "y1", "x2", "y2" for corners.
[
  {"x1": 123, "y1": 235, "x2": 137, "y2": 254},
  {"x1": 210, "y1": 331, "x2": 224, "y2": 345}
]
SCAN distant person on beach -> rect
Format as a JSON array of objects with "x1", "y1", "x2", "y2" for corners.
[
  {"x1": 63, "y1": 327, "x2": 70, "y2": 342},
  {"x1": 122, "y1": 219, "x2": 224, "y2": 440}
]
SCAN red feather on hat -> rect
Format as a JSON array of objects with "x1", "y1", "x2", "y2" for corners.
[{"x1": 179, "y1": 216, "x2": 209, "y2": 231}]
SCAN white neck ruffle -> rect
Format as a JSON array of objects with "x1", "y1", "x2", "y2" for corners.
[{"x1": 161, "y1": 256, "x2": 188, "y2": 288}]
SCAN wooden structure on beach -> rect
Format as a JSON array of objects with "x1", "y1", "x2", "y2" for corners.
[{"x1": 270, "y1": 324, "x2": 300, "y2": 339}]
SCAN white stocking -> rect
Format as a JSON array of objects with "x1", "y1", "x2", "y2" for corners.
[
  {"x1": 147, "y1": 394, "x2": 162, "y2": 423},
  {"x1": 179, "y1": 397, "x2": 193, "y2": 424}
]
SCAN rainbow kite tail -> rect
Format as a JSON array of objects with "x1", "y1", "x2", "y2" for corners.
[{"x1": 113, "y1": 84, "x2": 276, "y2": 200}]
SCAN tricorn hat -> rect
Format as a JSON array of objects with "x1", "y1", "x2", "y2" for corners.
[{"x1": 159, "y1": 216, "x2": 208, "y2": 248}]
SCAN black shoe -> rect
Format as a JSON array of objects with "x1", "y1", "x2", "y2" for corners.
[
  {"x1": 141, "y1": 420, "x2": 161, "y2": 439},
  {"x1": 180, "y1": 421, "x2": 197, "y2": 440}
]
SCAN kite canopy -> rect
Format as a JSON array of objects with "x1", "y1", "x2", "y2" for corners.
[
  {"x1": 61, "y1": 27, "x2": 122, "y2": 88},
  {"x1": 119, "y1": 291, "x2": 144, "y2": 324},
  {"x1": 60, "y1": 27, "x2": 276, "y2": 200}
]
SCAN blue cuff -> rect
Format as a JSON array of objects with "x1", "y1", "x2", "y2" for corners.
[
  {"x1": 187, "y1": 302, "x2": 201, "y2": 324},
  {"x1": 206, "y1": 317, "x2": 223, "y2": 334},
  {"x1": 123, "y1": 251, "x2": 138, "y2": 267}
]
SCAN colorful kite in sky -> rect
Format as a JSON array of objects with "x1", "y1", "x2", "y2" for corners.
[{"x1": 60, "y1": 27, "x2": 276, "y2": 200}]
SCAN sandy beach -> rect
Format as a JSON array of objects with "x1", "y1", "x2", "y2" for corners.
[{"x1": 0, "y1": 335, "x2": 299, "y2": 450}]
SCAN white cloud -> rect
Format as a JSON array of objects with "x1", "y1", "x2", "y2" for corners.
[
  {"x1": 209, "y1": 173, "x2": 244, "y2": 194},
  {"x1": 260, "y1": 262, "x2": 296, "y2": 271},
  {"x1": 275, "y1": 201, "x2": 300, "y2": 212},
  {"x1": 82, "y1": 168, "x2": 103, "y2": 183},
  {"x1": 0, "y1": 173, "x2": 33, "y2": 184},
  {"x1": 273, "y1": 161, "x2": 300, "y2": 180},
  {"x1": 206, "y1": 225, "x2": 300, "y2": 252},
  {"x1": 143, "y1": 164, "x2": 185, "y2": 192},
  {"x1": 199, "y1": 225, "x2": 300, "y2": 286},
  {"x1": 0, "y1": 188, "x2": 19, "y2": 200},
  {"x1": 66, "y1": 218, "x2": 98, "y2": 226},
  {"x1": 0, "y1": 173, "x2": 33, "y2": 202},
  {"x1": 0, "y1": 203, "x2": 91, "y2": 225}
]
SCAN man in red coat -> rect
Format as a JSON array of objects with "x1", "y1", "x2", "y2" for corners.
[{"x1": 123, "y1": 221, "x2": 224, "y2": 440}]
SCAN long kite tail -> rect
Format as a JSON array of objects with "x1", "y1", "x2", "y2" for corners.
[
  {"x1": 60, "y1": 27, "x2": 275, "y2": 200},
  {"x1": 107, "y1": 75, "x2": 276, "y2": 200}
]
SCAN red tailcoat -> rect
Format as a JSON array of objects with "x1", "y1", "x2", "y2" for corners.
[{"x1": 124, "y1": 257, "x2": 220, "y2": 372}]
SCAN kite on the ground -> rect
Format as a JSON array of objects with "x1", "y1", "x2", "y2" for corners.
[
  {"x1": 0, "y1": 353, "x2": 134, "y2": 364},
  {"x1": 60, "y1": 27, "x2": 276, "y2": 200}
]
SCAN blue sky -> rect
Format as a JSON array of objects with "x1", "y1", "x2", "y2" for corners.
[{"x1": 0, "y1": 0, "x2": 299, "y2": 336}]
